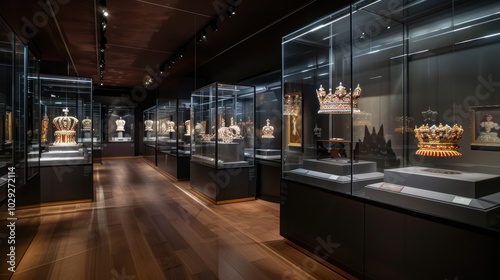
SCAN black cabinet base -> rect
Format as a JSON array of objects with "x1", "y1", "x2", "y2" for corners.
[
  {"x1": 158, "y1": 152, "x2": 190, "y2": 180},
  {"x1": 190, "y1": 161, "x2": 256, "y2": 204},
  {"x1": 40, "y1": 164, "x2": 93, "y2": 204},
  {"x1": 281, "y1": 179, "x2": 500, "y2": 279},
  {"x1": 256, "y1": 159, "x2": 281, "y2": 203}
]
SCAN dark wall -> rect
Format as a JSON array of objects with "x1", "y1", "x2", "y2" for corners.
[{"x1": 193, "y1": 0, "x2": 355, "y2": 84}]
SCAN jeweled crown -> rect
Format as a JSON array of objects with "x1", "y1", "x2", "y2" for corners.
[
  {"x1": 317, "y1": 83, "x2": 361, "y2": 114},
  {"x1": 53, "y1": 108, "x2": 79, "y2": 131},
  {"x1": 414, "y1": 123, "x2": 464, "y2": 156},
  {"x1": 53, "y1": 108, "x2": 79, "y2": 146},
  {"x1": 82, "y1": 116, "x2": 92, "y2": 131}
]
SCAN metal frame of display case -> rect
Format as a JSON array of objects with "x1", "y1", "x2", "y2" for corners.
[
  {"x1": 92, "y1": 102, "x2": 102, "y2": 164},
  {"x1": 281, "y1": 1, "x2": 500, "y2": 279},
  {"x1": 242, "y1": 71, "x2": 282, "y2": 202},
  {"x1": 143, "y1": 105, "x2": 157, "y2": 165},
  {"x1": 156, "y1": 99, "x2": 191, "y2": 179},
  {"x1": 190, "y1": 82, "x2": 256, "y2": 204}
]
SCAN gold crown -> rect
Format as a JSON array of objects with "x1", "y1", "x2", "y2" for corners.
[
  {"x1": 53, "y1": 108, "x2": 79, "y2": 146},
  {"x1": 317, "y1": 83, "x2": 361, "y2": 114},
  {"x1": 82, "y1": 116, "x2": 92, "y2": 131},
  {"x1": 414, "y1": 123, "x2": 464, "y2": 156}
]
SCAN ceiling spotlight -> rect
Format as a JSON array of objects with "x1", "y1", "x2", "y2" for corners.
[
  {"x1": 103, "y1": 9, "x2": 109, "y2": 17},
  {"x1": 100, "y1": 81, "x2": 104, "y2": 86},
  {"x1": 211, "y1": 20, "x2": 218, "y2": 32},
  {"x1": 227, "y1": 6, "x2": 235, "y2": 17},
  {"x1": 196, "y1": 32, "x2": 203, "y2": 42}
]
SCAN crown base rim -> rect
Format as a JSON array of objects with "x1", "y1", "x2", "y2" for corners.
[{"x1": 416, "y1": 149, "x2": 462, "y2": 157}]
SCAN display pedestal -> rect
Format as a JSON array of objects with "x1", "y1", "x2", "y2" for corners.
[
  {"x1": 190, "y1": 161, "x2": 256, "y2": 204},
  {"x1": 255, "y1": 149, "x2": 281, "y2": 160},
  {"x1": 32, "y1": 145, "x2": 94, "y2": 204},
  {"x1": 117, "y1": 131, "x2": 123, "y2": 138},
  {"x1": 39, "y1": 145, "x2": 88, "y2": 166},
  {"x1": 111, "y1": 136, "x2": 132, "y2": 142},
  {"x1": 286, "y1": 159, "x2": 383, "y2": 193},
  {"x1": 365, "y1": 167, "x2": 500, "y2": 227}
]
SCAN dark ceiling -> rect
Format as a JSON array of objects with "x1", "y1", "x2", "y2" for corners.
[{"x1": 0, "y1": 0, "x2": 353, "y2": 89}]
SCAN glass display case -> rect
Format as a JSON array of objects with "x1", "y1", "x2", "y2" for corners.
[
  {"x1": 0, "y1": 21, "x2": 40, "y2": 279},
  {"x1": 281, "y1": 1, "x2": 500, "y2": 279},
  {"x1": 106, "y1": 106, "x2": 134, "y2": 142},
  {"x1": 102, "y1": 105, "x2": 135, "y2": 157},
  {"x1": 190, "y1": 83, "x2": 256, "y2": 203},
  {"x1": 143, "y1": 105, "x2": 156, "y2": 165},
  {"x1": 36, "y1": 74, "x2": 94, "y2": 203},
  {"x1": 242, "y1": 71, "x2": 282, "y2": 202},
  {"x1": 156, "y1": 99, "x2": 191, "y2": 179}
]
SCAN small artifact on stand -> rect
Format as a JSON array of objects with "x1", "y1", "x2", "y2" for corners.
[
  {"x1": 166, "y1": 120, "x2": 175, "y2": 133},
  {"x1": 116, "y1": 117, "x2": 126, "y2": 138},
  {"x1": 261, "y1": 118, "x2": 275, "y2": 138},
  {"x1": 414, "y1": 108, "x2": 464, "y2": 157},
  {"x1": 82, "y1": 116, "x2": 92, "y2": 131},
  {"x1": 184, "y1": 120, "x2": 191, "y2": 136},
  {"x1": 53, "y1": 108, "x2": 79, "y2": 146},
  {"x1": 144, "y1": 119, "x2": 154, "y2": 131},
  {"x1": 229, "y1": 117, "x2": 243, "y2": 139},
  {"x1": 81, "y1": 116, "x2": 92, "y2": 139},
  {"x1": 41, "y1": 113, "x2": 49, "y2": 143}
]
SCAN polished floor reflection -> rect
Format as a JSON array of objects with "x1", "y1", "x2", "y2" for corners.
[{"x1": 12, "y1": 158, "x2": 349, "y2": 280}]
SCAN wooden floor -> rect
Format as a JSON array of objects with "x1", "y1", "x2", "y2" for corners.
[{"x1": 11, "y1": 158, "x2": 350, "y2": 280}]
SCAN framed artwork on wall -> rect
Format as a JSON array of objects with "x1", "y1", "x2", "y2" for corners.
[{"x1": 470, "y1": 105, "x2": 500, "y2": 151}]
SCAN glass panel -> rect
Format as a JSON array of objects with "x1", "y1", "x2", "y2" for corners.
[
  {"x1": 37, "y1": 74, "x2": 93, "y2": 166},
  {"x1": 177, "y1": 99, "x2": 191, "y2": 157},
  {"x1": 0, "y1": 24, "x2": 14, "y2": 204},
  {"x1": 243, "y1": 72, "x2": 282, "y2": 161},
  {"x1": 143, "y1": 106, "x2": 157, "y2": 146},
  {"x1": 27, "y1": 51, "x2": 40, "y2": 179},
  {"x1": 351, "y1": 1, "x2": 405, "y2": 197},
  {"x1": 191, "y1": 83, "x2": 216, "y2": 167},
  {"x1": 92, "y1": 102, "x2": 102, "y2": 163},
  {"x1": 14, "y1": 37, "x2": 26, "y2": 184},
  {"x1": 282, "y1": 7, "x2": 365, "y2": 194},
  {"x1": 191, "y1": 83, "x2": 255, "y2": 169}
]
